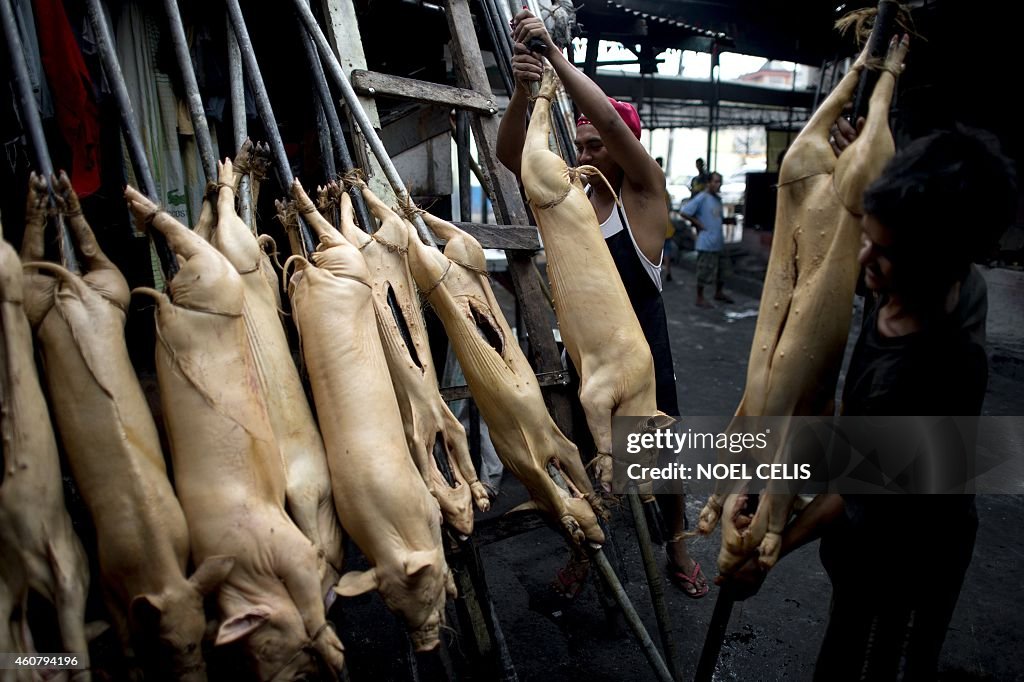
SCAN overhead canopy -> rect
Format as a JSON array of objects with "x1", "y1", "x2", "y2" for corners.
[{"x1": 574, "y1": 0, "x2": 864, "y2": 67}]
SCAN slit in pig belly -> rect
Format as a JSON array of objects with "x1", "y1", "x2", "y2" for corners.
[
  {"x1": 432, "y1": 434, "x2": 457, "y2": 489},
  {"x1": 387, "y1": 283, "x2": 423, "y2": 373},
  {"x1": 470, "y1": 304, "x2": 504, "y2": 356}
]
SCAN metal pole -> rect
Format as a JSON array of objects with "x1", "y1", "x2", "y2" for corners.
[
  {"x1": 589, "y1": 546, "x2": 674, "y2": 682},
  {"x1": 479, "y1": 0, "x2": 515, "y2": 96},
  {"x1": 162, "y1": 0, "x2": 216, "y2": 183},
  {"x1": 83, "y1": 0, "x2": 178, "y2": 279},
  {"x1": 226, "y1": 19, "x2": 253, "y2": 230},
  {"x1": 544, "y1": 463, "x2": 671, "y2": 682},
  {"x1": 224, "y1": 0, "x2": 316, "y2": 256},
  {"x1": 626, "y1": 491, "x2": 680, "y2": 680},
  {"x1": 849, "y1": 0, "x2": 898, "y2": 123},
  {"x1": 695, "y1": 585, "x2": 736, "y2": 682},
  {"x1": 456, "y1": 112, "x2": 472, "y2": 222},
  {"x1": 295, "y1": 0, "x2": 374, "y2": 234},
  {"x1": 289, "y1": 0, "x2": 436, "y2": 246},
  {"x1": 314, "y1": 104, "x2": 336, "y2": 180},
  {"x1": 1, "y1": 0, "x2": 77, "y2": 272}
]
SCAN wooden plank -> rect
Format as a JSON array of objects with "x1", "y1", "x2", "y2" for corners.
[
  {"x1": 352, "y1": 70, "x2": 498, "y2": 116},
  {"x1": 441, "y1": 369, "x2": 568, "y2": 402},
  {"x1": 443, "y1": 0, "x2": 573, "y2": 437},
  {"x1": 319, "y1": 0, "x2": 395, "y2": 204},
  {"x1": 449, "y1": 222, "x2": 540, "y2": 251}
]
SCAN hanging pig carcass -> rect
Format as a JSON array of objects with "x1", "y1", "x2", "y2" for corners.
[
  {"x1": 519, "y1": 67, "x2": 675, "y2": 492},
  {"x1": 284, "y1": 181, "x2": 453, "y2": 651},
  {"x1": 330, "y1": 179, "x2": 489, "y2": 535},
  {"x1": 20, "y1": 173, "x2": 233, "y2": 680},
  {"x1": 125, "y1": 187, "x2": 345, "y2": 680},
  {"x1": 403, "y1": 209, "x2": 606, "y2": 546},
  {"x1": 699, "y1": 37, "x2": 909, "y2": 574},
  {"x1": 204, "y1": 153, "x2": 343, "y2": 589},
  {"x1": 0, "y1": 182, "x2": 91, "y2": 680}
]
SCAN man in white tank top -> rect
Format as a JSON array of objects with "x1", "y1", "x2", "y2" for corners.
[{"x1": 496, "y1": 9, "x2": 709, "y2": 599}]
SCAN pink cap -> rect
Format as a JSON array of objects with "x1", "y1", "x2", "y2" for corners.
[{"x1": 576, "y1": 98, "x2": 642, "y2": 139}]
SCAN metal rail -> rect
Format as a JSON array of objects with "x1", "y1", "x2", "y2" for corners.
[
  {"x1": 295, "y1": 0, "x2": 375, "y2": 233},
  {"x1": 82, "y1": 0, "x2": 179, "y2": 279},
  {"x1": 226, "y1": 20, "x2": 253, "y2": 230},
  {"x1": 1, "y1": 0, "x2": 76, "y2": 272},
  {"x1": 289, "y1": 0, "x2": 435, "y2": 246},
  {"x1": 162, "y1": 0, "x2": 216, "y2": 182},
  {"x1": 224, "y1": 0, "x2": 316, "y2": 256}
]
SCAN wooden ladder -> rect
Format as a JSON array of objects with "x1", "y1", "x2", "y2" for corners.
[{"x1": 318, "y1": 0, "x2": 572, "y2": 432}]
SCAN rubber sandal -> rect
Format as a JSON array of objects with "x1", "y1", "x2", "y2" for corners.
[
  {"x1": 553, "y1": 561, "x2": 590, "y2": 600},
  {"x1": 666, "y1": 559, "x2": 709, "y2": 599}
]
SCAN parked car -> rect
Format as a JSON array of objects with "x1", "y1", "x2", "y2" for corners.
[
  {"x1": 666, "y1": 174, "x2": 694, "y2": 209},
  {"x1": 719, "y1": 169, "x2": 754, "y2": 209}
]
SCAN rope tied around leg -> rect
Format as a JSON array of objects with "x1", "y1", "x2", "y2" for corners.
[
  {"x1": 370, "y1": 232, "x2": 408, "y2": 255},
  {"x1": 421, "y1": 260, "x2": 452, "y2": 297},
  {"x1": 341, "y1": 167, "x2": 368, "y2": 190},
  {"x1": 531, "y1": 164, "x2": 622, "y2": 212}
]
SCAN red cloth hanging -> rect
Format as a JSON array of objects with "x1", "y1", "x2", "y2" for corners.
[{"x1": 33, "y1": 0, "x2": 101, "y2": 196}]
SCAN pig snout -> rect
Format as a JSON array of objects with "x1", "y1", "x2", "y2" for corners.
[{"x1": 408, "y1": 611, "x2": 442, "y2": 652}]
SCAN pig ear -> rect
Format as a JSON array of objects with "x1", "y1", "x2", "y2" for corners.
[
  {"x1": 335, "y1": 569, "x2": 379, "y2": 597},
  {"x1": 403, "y1": 551, "x2": 436, "y2": 579},
  {"x1": 130, "y1": 594, "x2": 164, "y2": 631},
  {"x1": 189, "y1": 555, "x2": 236, "y2": 596},
  {"x1": 214, "y1": 606, "x2": 272, "y2": 646}
]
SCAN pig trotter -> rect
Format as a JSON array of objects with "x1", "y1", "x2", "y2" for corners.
[{"x1": 561, "y1": 515, "x2": 586, "y2": 546}]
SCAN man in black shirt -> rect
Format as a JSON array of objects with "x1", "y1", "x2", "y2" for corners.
[{"x1": 725, "y1": 126, "x2": 1016, "y2": 680}]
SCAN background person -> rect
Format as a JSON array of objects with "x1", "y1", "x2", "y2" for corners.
[{"x1": 681, "y1": 172, "x2": 734, "y2": 308}]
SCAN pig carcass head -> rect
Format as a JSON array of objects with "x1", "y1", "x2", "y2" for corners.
[
  {"x1": 215, "y1": 598, "x2": 344, "y2": 681},
  {"x1": 130, "y1": 555, "x2": 234, "y2": 680},
  {"x1": 336, "y1": 548, "x2": 455, "y2": 652}
]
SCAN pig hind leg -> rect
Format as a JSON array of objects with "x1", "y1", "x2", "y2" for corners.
[
  {"x1": 46, "y1": 539, "x2": 91, "y2": 680},
  {"x1": 276, "y1": 529, "x2": 345, "y2": 673}
]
